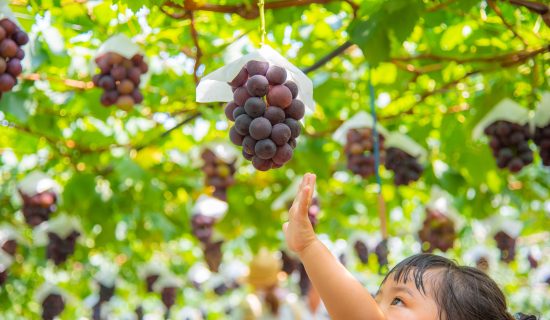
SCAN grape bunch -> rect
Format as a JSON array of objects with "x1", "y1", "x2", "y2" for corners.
[
  {"x1": 0, "y1": 269, "x2": 6, "y2": 286},
  {"x1": 145, "y1": 273, "x2": 160, "y2": 293},
  {"x1": 374, "y1": 240, "x2": 389, "y2": 270},
  {"x1": 93, "y1": 52, "x2": 147, "y2": 110},
  {"x1": 191, "y1": 214, "x2": 216, "y2": 244},
  {"x1": 204, "y1": 240, "x2": 223, "y2": 272},
  {"x1": 353, "y1": 240, "x2": 369, "y2": 265},
  {"x1": 527, "y1": 252, "x2": 539, "y2": 269},
  {"x1": 99, "y1": 283, "x2": 115, "y2": 303},
  {"x1": 476, "y1": 256, "x2": 490, "y2": 272},
  {"x1": 201, "y1": 149, "x2": 236, "y2": 201},
  {"x1": 385, "y1": 147, "x2": 423, "y2": 185},
  {"x1": 484, "y1": 120, "x2": 533, "y2": 173},
  {"x1": 345, "y1": 128, "x2": 385, "y2": 178},
  {"x1": 494, "y1": 230, "x2": 516, "y2": 263},
  {"x1": 533, "y1": 124, "x2": 550, "y2": 166},
  {"x1": 0, "y1": 18, "x2": 29, "y2": 99},
  {"x1": 42, "y1": 293, "x2": 65, "y2": 320},
  {"x1": 1, "y1": 239, "x2": 17, "y2": 256},
  {"x1": 19, "y1": 190, "x2": 57, "y2": 227},
  {"x1": 224, "y1": 60, "x2": 305, "y2": 171},
  {"x1": 418, "y1": 208, "x2": 456, "y2": 253},
  {"x1": 280, "y1": 250, "x2": 299, "y2": 275},
  {"x1": 161, "y1": 286, "x2": 178, "y2": 311},
  {"x1": 46, "y1": 231, "x2": 80, "y2": 265}
]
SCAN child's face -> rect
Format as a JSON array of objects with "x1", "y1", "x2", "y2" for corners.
[{"x1": 374, "y1": 270, "x2": 440, "y2": 320}]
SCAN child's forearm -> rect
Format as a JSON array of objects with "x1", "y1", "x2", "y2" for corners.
[{"x1": 299, "y1": 239, "x2": 385, "y2": 320}]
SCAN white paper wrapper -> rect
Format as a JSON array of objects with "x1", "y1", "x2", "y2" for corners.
[
  {"x1": 462, "y1": 245, "x2": 499, "y2": 268},
  {"x1": 188, "y1": 263, "x2": 212, "y2": 285},
  {"x1": 271, "y1": 176, "x2": 318, "y2": 211},
  {"x1": 425, "y1": 187, "x2": 464, "y2": 230},
  {"x1": 34, "y1": 283, "x2": 66, "y2": 304},
  {"x1": 534, "y1": 92, "x2": 550, "y2": 128},
  {"x1": 196, "y1": 45, "x2": 315, "y2": 112},
  {"x1": 192, "y1": 194, "x2": 228, "y2": 220},
  {"x1": 0, "y1": 251, "x2": 13, "y2": 272},
  {"x1": 490, "y1": 218, "x2": 523, "y2": 238},
  {"x1": 385, "y1": 132, "x2": 428, "y2": 163},
  {"x1": 96, "y1": 34, "x2": 142, "y2": 60},
  {"x1": 472, "y1": 98, "x2": 531, "y2": 140},
  {"x1": 94, "y1": 264, "x2": 119, "y2": 287},
  {"x1": 193, "y1": 140, "x2": 241, "y2": 167},
  {"x1": 18, "y1": 171, "x2": 60, "y2": 197},
  {"x1": 138, "y1": 261, "x2": 168, "y2": 280},
  {"x1": 532, "y1": 264, "x2": 550, "y2": 286},
  {"x1": 33, "y1": 214, "x2": 81, "y2": 246},
  {"x1": 0, "y1": 224, "x2": 23, "y2": 245},
  {"x1": 219, "y1": 260, "x2": 248, "y2": 283},
  {"x1": 176, "y1": 307, "x2": 204, "y2": 320},
  {"x1": 152, "y1": 271, "x2": 183, "y2": 292},
  {"x1": 332, "y1": 111, "x2": 389, "y2": 145},
  {"x1": 0, "y1": 1, "x2": 21, "y2": 27}
]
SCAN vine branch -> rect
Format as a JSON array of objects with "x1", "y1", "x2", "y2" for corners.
[
  {"x1": 488, "y1": 0, "x2": 529, "y2": 46},
  {"x1": 163, "y1": 0, "x2": 358, "y2": 20},
  {"x1": 189, "y1": 11, "x2": 203, "y2": 86}
]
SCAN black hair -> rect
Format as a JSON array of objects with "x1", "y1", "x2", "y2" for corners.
[{"x1": 381, "y1": 253, "x2": 538, "y2": 320}]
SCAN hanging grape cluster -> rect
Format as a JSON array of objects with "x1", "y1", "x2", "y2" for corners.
[
  {"x1": 374, "y1": 239, "x2": 389, "y2": 270},
  {"x1": 145, "y1": 273, "x2": 160, "y2": 293},
  {"x1": 161, "y1": 286, "x2": 178, "y2": 314},
  {"x1": 385, "y1": 147, "x2": 423, "y2": 185},
  {"x1": 93, "y1": 52, "x2": 147, "y2": 110},
  {"x1": 204, "y1": 240, "x2": 223, "y2": 272},
  {"x1": 494, "y1": 230, "x2": 516, "y2": 263},
  {"x1": 225, "y1": 60, "x2": 305, "y2": 171},
  {"x1": 191, "y1": 214, "x2": 224, "y2": 272},
  {"x1": 418, "y1": 208, "x2": 456, "y2": 253},
  {"x1": 19, "y1": 190, "x2": 57, "y2": 227},
  {"x1": 353, "y1": 240, "x2": 369, "y2": 265},
  {"x1": 1, "y1": 238, "x2": 17, "y2": 256},
  {"x1": 201, "y1": 149, "x2": 236, "y2": 201},
  {"x1": 345, "y1": 128, "x2": 385, "y2": 178},
  {"x1": 484, "y1": 120, "x2": 533, "y2": 173},
  {"x1": 0, "y1": 267, "x2": 7, "y2": 286},
  {"x1": 93, "y1": 282, "x2": 116, "y2": 320},
  {"x1": 46, "y1": 231, "x2": 80, "y2": 265},
  {"x1": 533, "y1": 124, "x2": 550, "y2": 166},
  {"x1": 42, "y1": 293, "x2": 65, "y2": 320},
  {"x1": 0, "y1": 18, "x2": 28, "y2": 98}
]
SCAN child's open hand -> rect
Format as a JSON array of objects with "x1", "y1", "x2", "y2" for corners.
[{"x1": 283, "y1": 173, "x2": 317, "y2": 254}]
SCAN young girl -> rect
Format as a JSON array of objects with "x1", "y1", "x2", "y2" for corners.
[{"x1": 283, "y1": 173, "x2": 538, "y2": 320}]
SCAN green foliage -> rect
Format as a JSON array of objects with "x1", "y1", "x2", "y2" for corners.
[{"x1": 0, "y1": 0, "x2": 549, "y2": 318}]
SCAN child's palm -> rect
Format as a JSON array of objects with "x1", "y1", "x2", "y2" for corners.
[{"x1": 283, "y1": 174, "x2": 317, "y2": 254}]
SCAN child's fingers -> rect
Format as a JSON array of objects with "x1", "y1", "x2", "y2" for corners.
[
  {"x1": 290, "y1": 175, "x2": 308, "y2": 209},
  {"x1": 297, "y1": 186, "x2": 313, "y2": 219},
  {"x1": 282, "y1": 222, "x2": 289, "y2": 233}
]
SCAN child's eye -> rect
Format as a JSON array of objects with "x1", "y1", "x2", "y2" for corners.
[{"x1": 391, "y1": 297, "x2": 404, "y2": 306}]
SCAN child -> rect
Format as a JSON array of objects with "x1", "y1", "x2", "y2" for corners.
[{"x1": 283, "y1": 173, "x2": 538, "y2": 320}]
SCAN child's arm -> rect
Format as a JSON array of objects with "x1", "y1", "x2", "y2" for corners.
[{"x1": 283, "y1": 174, "x2": 385, "y2": 320}]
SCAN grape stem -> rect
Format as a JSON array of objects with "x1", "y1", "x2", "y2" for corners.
[{"x1": 258, "y1": 0, "x2": 266, "y2": 45}]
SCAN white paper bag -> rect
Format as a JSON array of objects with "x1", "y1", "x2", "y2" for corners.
[
  {"x1": 0, "y1": 250, "x2": 12, "y2": 272},
  {"x1": 18, "y1": 171, "x2": 60, "y2": 197},
  {"x1": 0, "y1": 224, "x2": 23, "y2": 245},
  {"x1": 196, "y1": 45, "x2": 315, "y2": 112},
  {"x1": 0, "y1": 1, "x2": 20, "y2": 27},
  {"x1": 472, "y1": 98, "x2": 531, "y2": 140},
  {"x1": 96, "y1": 33, "x2": 142, "y2": 60},
  {"x1": 332, "y1": 111, "x2": 389, "y2": 145},
  {"x1": 34, "y1": 283, "x2": 66, "y2": 304},
  {"x1": 153, "y1": 271, "x2": 183, "y2": 292},
  {"x1": 192, "y1": 194, "x2": 228, "y2": 220},
  {"x1": 534, "y1": 92, "x2": 550, "y2": 128},
  {"x1": 33, "y1": 214, "x2": 81, "y2": 246}
]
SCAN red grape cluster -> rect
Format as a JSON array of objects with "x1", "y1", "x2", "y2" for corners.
[
  {"x1": 533, "y1": 124, "x2": 550, "y2": 166},
  {"x1": 204, "y1": 240, "x2": 223, "y2": 272},
  {"x1": 493, "y1": 230, "x2": 516, "y2": 263},
  {"x1": 374, "y1": 239, "x2": 389, "y2": 270},
  {"x1": 201, "y1": 149, "x2": 236, "y2": 201},
  {"x1": 0, "y1": 19, "x2": 28, "y2": 98},
  {"x1": 484, "y1": 121, "x2": 533, "y2": 173},
  {"x1": 42, "y1": 293, "x2": 65, "y2": 320},
  {"x1": 224, "y1": 60, "x2": 305, "y2": 171},
  {"x1": 161, "y1": 286, "x2": 178, "y2": 311},
  {"x1": 345, "y1": 128, "x2": 385, "y2": 178},
  {"x1": 93, "y1": 52, "x2": 147, "y2": 110},
  {"x1": 385, "y1": 147, "x2": 423, "y2": 185},
  {"x1": 46, "y1": 231, "x2": 80, "y2": 265},
  {"x1": 353, "y1": 240, "x2": 369, "y2": 265},
  {"x1": 191, "y1": 214, "x2": 216, "y2": 244},
  {"x1": 145, "y1": 273, "x2": 160, "y2": 292},
  {"x1": 1, "y1": 239, "x2": 17, "y2": 256},
  {"x1": 527, "y1": 253, "x2": 538, "y2": 269},
  {"x1": 19, "y1": 190, "x2": 57, "y2": 227},
  {"x1": 418, "y1": 208, "x2": 456, "y2": 253}
]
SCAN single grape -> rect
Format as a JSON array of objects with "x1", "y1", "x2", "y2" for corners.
[
  {"x1": 0, "y1": 73, "x2": 15, "y2": 92},
  {"x1": 110, "y1": 66, "x2": 127, "y2": 81},
  {"x1": 271, "y1": 123, "x2": 291, "y2": 146},
  {"x1": 131, "y1": 89, "x2": 144, "y2": 104},
  {"x1": 246, "y1": 75, "x2": 269, "y2": 97},
  {"x1": 117, "y1": 79, "x2": 135, "y2": 94},
  {"x1": 234, "y1": 114, "x2": 253, "y2": 136},
  {"x1": 0, "y1": 19, "x2": 16, "y2": 36},
  {"x1": 267, "y1": 85, "x2": 292, "y2": 108},
  {"x1": 225, "y1": 102, "x2": 238, "y2": 121},
  {"x1": 244, "y1": 97, "x2": 266, "y2": 118},
  {"x1": 0, "y1": 39, "x2": 17, "y2": 58},
  {"x1": 266, "y1": 66, "x2": 287, "y2": 85},
  {"x1": 283, "y1": 118, "x2": 301, "y2": 138},
  {"x1": 285, "y1": 99, "x2": 305, "y2": 120},
  {"x1": 229, "y1": 67, "x2": 248, "y2": 88},
  {"x1": 272, "y1": 143, "x2": 293, "y2": 165},
  {"x1": 264, "y1": 106, "x2": 286, "y2": 125},
  {"x1": 116, "y1": 95, "x2": 135, "y2": 110},
  {"x1": 245, "y1": 60, "x2": 269, "y2": 76},
  {"x1": 233, "y1": 87, "x2": 251, "y2": 106},
  {"x1": 98, "y1": 75, "x2": 116, "y2": 90},
  {"x1": 242, "y1": 136, "x2": 257, "y2": 155},
  {"x1": 249, "y1": 117, "x2": 272, "y2": 140},
  {"x1": 127, "y1": 67, "x2": 142, "y2": 85},
  {"x1": 252, "y1": 156, "x2": 272, "y2": 171},
  {"x1": 12, "y1": 31, "x2": 29, "y2": 46},
  {"x1": 229, "y1": 126, "x2": 244, "y2": 146},
  {"x1": 255, "y1": 139, "x2": 277, "y2": 160}
]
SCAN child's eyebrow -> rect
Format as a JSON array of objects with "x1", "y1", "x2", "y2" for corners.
[{"x1": 392, "y1": 286, "x2": 415, "y2": 297}]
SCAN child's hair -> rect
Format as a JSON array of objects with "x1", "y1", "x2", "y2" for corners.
[{"x1": 381, "y1": 253, "x2": 538, "y2": 320}]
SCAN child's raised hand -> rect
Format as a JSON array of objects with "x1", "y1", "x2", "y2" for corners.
[{"x1": 283, "y1": 173, "x2": 317, "y2": 254}]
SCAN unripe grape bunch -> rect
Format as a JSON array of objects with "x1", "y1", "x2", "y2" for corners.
[
  {"x1": 345, "y1": 128, "x2": 385, "y2": 178},
  {"x1": 418, "y1": 208, "x2": 456, "y2": 253},
  {"x1": 385, "y1": 147, "x2": 423, "y2": 186},
  {"x1": 0, "y1": 18, "x2": 28, "y2": 99},
  {"x1": 484, "y1": 120, "x2": 533, "y2": 173},
  {"x1": 93, "y1": 52, "x2": 148, "y2": 110},
  {"x1": 224, "y1": 60, "x2": 305, "y2": 171},
  {"x1": 201, "y1": 149, "x2": 236, "y2": 201},
  {"x1": 533, "y1": 124, "x2": 550, "y2": 166}
]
